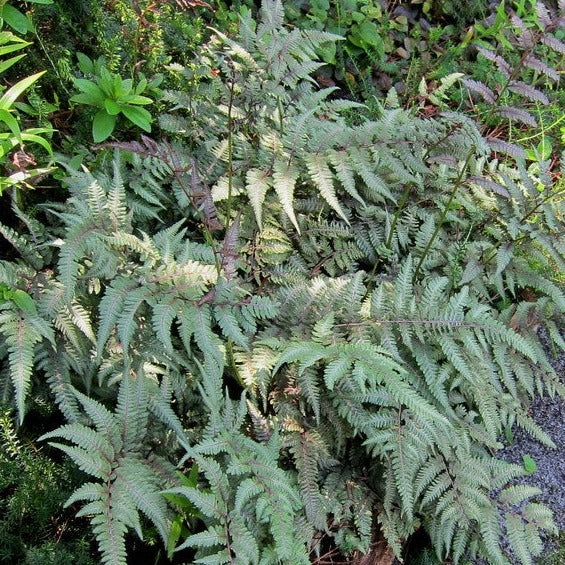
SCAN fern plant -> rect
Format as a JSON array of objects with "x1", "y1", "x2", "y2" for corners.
[
  {"x1": 0, "y1": 1, "x2": 562, "y2": 564},
  {"x1": 461, "y1": 0, "x2": 564, "y2": 159},
  {"x1": 165, "y1": 382, "x2": 311, "y2": 564},
  {"x1": 39, "y1": 371, "x2": 184, "y2": 564},
  {"x1": 156, "y1": 2, "x2": 562, "y2": 562}
]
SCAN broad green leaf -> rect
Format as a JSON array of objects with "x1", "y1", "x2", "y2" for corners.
[
  {"x1": 355, "y1": 21, "x2": 380, "y2": 46},
  {"x1": 4, "y1": 166, "x2": 55, "y2": 188},
  {"x1": 0, "y1": 108, "x2": 22, "y2": 136},
  {"x1": 120, "y1": 105, "x2": 152, "y2": 132},
  {"x1": 69, "y1": 93, "x2": 101, "y2": 107},
  {"x1": 0, "y1": 34, "x2": 29, "y2": 55},
  {"x1": 11, "y1": 289, "x2": 37, "y2": 313},
  {"x1": 181, "y1": 464, "x2": 200, "y2": 488},
  {"x1": 2, "y1": 5, "x2": 29, "y2": 34},
  {"x1": 351, "y1": 21, "x2": 384, "y2": 60},
  {"x1": 120, "y1": 78, "x2": 133, "y2": 95},
  {"x1": 20, "y1": 131, "x2": 54, "y2": 155},
  {"x1": 71, "y1": 79, "x2": 106, "y2": 106},
  {"x1": 104, "y1": 99, "x2": 121, "y2": 115},
  {"x1": 166, "y1": 517, "x2": 183, "y2": 559},
  {"x1": 98, "y1": 67, "x2": 115, "y2": 95},
  {"x1": 0, "y1": 30, "x2": 29, "y2": 46},
  {"x1": 0, "y1": 137, "x2": 20, "y2": 159},
  {"x1": 20, "y1": 126, "x2": 54, "y2": 135},
  {"x1": 135, "y1": 77, "x2": 148, "y2": 94},
  {"x1": 0, "y1": 71, "x2": 46, "y2": 111},
  {"x1": 121, "y1": 94, "x2": 153, "y2": 105},
  {"x1": 92, "y1": 110, "x2": 116, "y2": 142},
  {"x1": 522, "y1": 454, "x2": 537, "y2": 474},
  {"x1": 537, "y1": 138, "x2": 552, "y2": 160},
  {"x1": 318, "y1": 42, "x2": 336, "y2": 64},
  {"x1": 76, "y1": 52, "x2": 94, "y2": 75}
]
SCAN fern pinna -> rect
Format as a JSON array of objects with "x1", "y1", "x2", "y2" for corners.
[{"x1": 0, "y1": 1, "x2": 563, "y2": 563}]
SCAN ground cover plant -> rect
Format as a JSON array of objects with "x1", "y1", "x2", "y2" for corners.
[
  {"x1": 0, "y1": 0, "x2": 563, "y2": 563},
  {"x1": 0, "y1": 0, "x2": 55, "y2": 195}
]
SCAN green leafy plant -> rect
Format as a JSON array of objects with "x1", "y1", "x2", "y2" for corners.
[
  {"x1": 522, "y1": 454, "x2": 537, "y2": 474},
  {"x1": 0, "y1": 282, "x2": 36, "y2": 312},
  {"x1": 163, "y1": 464, "x2": 202, "y2": 560},
  {"x1": 70, "y1": 53, "x2": 159, "y2": 142},
  {"x1": 0, "y1": 26, "x2": 28, "y2": 73},
  {"x1": 0, "y1": 0, "x2": 53, "y2": 35},
  {"x1": 461, "y1": 1, "x2": 564, "y2": 155},
  {"x1": 421, "y1": 0, "x2": 489, "y2": 27},
  {"x1": 267, "y1": 1, "x2": 489, "y2": 106},
  {"x1": 0, "y1": 6, "x2": 54, "y2": 193},
  {"x1": 280, "y1": 0, "x2": 391, "y2": 95}
]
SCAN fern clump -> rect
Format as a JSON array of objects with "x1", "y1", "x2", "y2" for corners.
[
  {"x1": 0, "y1": 1, "x2": 562, "y2": 563},
  {"x1": 460, "y1": 0, "x2": 564, "y2": 158},
  {"x1": 39, "y1": 373, "x2": 184, "y2": 565}
]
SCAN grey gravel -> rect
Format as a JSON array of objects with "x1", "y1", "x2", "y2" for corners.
[{"x1": 495, "y1": 328, "x2": 565, "y2": 560}]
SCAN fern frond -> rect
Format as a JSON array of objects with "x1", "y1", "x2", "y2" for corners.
[
  {"x1": 522, "y1": 55, "x2": 560, "y2": 81},
  {"x1": 273, "y1": 158, "x2": 300, "y2": 232},
  {"x1": 461, "y1": 78, "x2": 496, "y2": 103},
  {"x1": 304, "y1": 153, "x2": 348, "y2": 222},
  {"x1": 0, "y1": 309, "x2": 52, "y2": 423},
  {"x1": 40, "y1": 374, "x2": 178, "y2": 565},
  {"x1": 245, "y1": 168, "x2": 271, "y2": 229},
  {"x1": 0, "y1": 222, "x2": 44, "y2": 269},
  {"x1": 496, "y1": 107, "x2": 537, "y2": 128},
  {"x1": 488, "y1": 138, "x2": 527, "y2": 159},
  {"x1": 507, "y1": 81, "x2": 549, "y2": 105}
]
